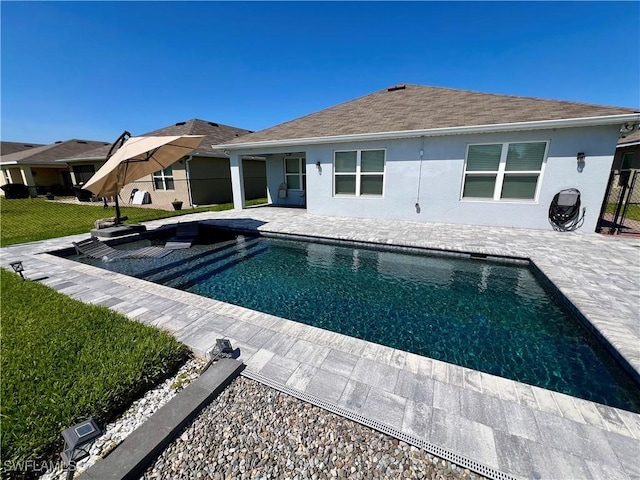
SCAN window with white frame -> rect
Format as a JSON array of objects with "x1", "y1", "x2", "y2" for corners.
[
  {"x1": 152, "y1": 167, "x2": 175, "y2": 191},
  {"x1": 462, "y1": 141, "x2": 547, "y2": 201},
  {"x1": 285, "y1": 157, "x2": 306, "y2": 190},
  {"x1": 334, "y1": 149, "x2": 385, "y2": 196}
]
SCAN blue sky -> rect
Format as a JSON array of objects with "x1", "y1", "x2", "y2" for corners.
[{"x1": 2, "y1": 1, "x2": 639, "y2": 144}]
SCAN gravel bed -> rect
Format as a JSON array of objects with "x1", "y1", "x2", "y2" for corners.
[{"x1": 144, "y1": 375, "x2": 486, "y2": 480}]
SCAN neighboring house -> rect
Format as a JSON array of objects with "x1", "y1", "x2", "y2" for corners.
[
  {"x1": 62, "y1": 119, "x2": 266, "y2": 207},
  {"x1": 0, "y1": 139, "x2": 110, "y2": 196},
  {"x1": 613, "y1": 129, "x2": 640, "y2": 172},
  {"x1": 216, "y1": 84, "x2": 640, "y2": 231}
]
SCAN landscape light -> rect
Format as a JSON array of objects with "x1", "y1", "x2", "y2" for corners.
[
  {"x1": 10, "y1": 261, "x2": 24, "y2": 280},
  {"x1": 60, "y1": 419, "x2": 102, "y2": 480}
]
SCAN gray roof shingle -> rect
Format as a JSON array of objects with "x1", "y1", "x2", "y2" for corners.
[
  {"x1": 618, "y1": 128, "x2": 640, "y2": 146},
  {"x1": 63, "y1": 119, "x2": 252, "y2": 161},
  {"x1": 0, "y1": 142, "x2": 46, "y2": 156},
  {"x1": 221, "y1": 84, "x2": 638, "y2": 146},
  {"x1": 0, "y1": 139, "x2": 110, "y2": 164}
]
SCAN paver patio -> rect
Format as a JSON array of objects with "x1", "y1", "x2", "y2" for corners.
[{"x1": 2, "y1": 207, "x2": 639, "y2": 479}]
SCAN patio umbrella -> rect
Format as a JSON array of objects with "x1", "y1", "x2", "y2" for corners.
[{"x1": 83, "y1": 132, "x2": 205, "y2": 223}]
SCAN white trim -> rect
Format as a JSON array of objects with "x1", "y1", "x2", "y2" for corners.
[
  {"x1": 216, "y1": 114, "x2": 640, "y2": 150},
  {"x1": 617, "y1": 140, "x2": 640, "y2": 148},
  {"x1": 0, "y1": 161, "x2": 68, "y2": 167}
]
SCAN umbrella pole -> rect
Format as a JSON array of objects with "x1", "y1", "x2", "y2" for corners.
[{"x1": 115, "y1": 194, "x2": 122, "y2": 225}]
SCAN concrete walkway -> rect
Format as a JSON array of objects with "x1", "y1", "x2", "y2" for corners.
[{"x1": 2, "y1": 207, "x2": 639, "y2": 479}]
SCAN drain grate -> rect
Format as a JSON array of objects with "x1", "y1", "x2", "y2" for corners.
[{"x1": 241, "y1": 369, "x2": 518, "y2": 480}]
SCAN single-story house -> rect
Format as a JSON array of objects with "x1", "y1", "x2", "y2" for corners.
[
  {"x1": 215, "y1": 84, "x2": 640, "y2": 231},
  {"x1": 1, "y1": 139, "x2": 110, "y2": 196},
  {"x1": 60, "y1": 119, "x2": 266, "y2": 207}
]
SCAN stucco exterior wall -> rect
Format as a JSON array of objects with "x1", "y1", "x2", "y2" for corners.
[
  {"x1": 122, "y1": 161, "x2": 190, "y2": 206},
  {"x1": 248, "y1": 125, "x2": 620, "y2": 231}
]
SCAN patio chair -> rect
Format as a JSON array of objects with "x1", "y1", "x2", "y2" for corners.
[{"x1": 72, "y1": 237, "x2": 173, "y2": 260}]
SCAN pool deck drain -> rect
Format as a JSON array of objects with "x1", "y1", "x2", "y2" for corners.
[{"x1": 2, "y1": 207, "x2": 639, "y2": 479}]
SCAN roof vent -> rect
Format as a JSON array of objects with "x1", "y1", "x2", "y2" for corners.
[
  {"x1": 208, "y1": 122, "x2": 219, "y2": 127},
  {"x1": 77, "y1": 140, "x2": 87, "y2": 144},
  {"x1": 175, "y1": 122, "x2": 186, "y2": 126},
  {"x1": 235, "y1": 133, "x2": 239, "y2": 137},
  {"x1": 387, "y1": 84, "x2": 406, "y2": 92},
  {"x1": 55, "y1": 141, "x2": 63, "y2": 144},
  {"x1": 247, "y1": 130, "x2": 254, "y2": 134}
]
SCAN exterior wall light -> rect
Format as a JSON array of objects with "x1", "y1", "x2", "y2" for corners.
[
  {"x1": 61, "y1": 419, "x2": 102, "y2": 479},
  {"x1": 577, "y1": 152, "x2": 586, "y2": 172},
  {"x1": 10, "y1": 261, "x2": 24, "y2": 280},
  {"x1": 316, "y1": 161, "x2": 322, "y2": 174}
]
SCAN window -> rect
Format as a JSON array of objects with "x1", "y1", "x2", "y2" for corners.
[
  {"x1": 462, "y1": 142, "x2": 547, "y2": 201},
  {"x1": 285, "y1": 157, "x2": 306, "y2": 190},
  {"x1": 334, "y1": 149, "x2": 385, "y2": 196},
  {"x1": 152, "y1": 167, "x2": 174, "y2": 191},
  {"x1": 621, "y1": 152, "x2": 634, "y2": 171}
]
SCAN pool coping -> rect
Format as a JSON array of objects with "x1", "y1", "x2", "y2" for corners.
[{"x1": 2, "y1": 207, "x2": 639, "y2": 479}]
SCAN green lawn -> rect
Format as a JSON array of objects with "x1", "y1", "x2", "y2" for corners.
[
  {"x1": 0, "y1": 197, "x2": 267, "y2": 246},
  {"x1": 0, "y1": 269, "x2": 191, "y2": 476},
  {"x1": 605, "y1": 202, "x2": 640, "y2": 222}
]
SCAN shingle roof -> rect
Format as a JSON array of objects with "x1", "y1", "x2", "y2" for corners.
[
  {"x1": 63, "y1": 119, "x2": 252, "y2": 161},
  {"x1": 143, "y1": 119, "x2": 252, "y2": 155},
  {"x1": 0, "y1": 141, "x2": 46, "y2": 156},
  {"x1": 0, "y1": 139, "x2": 110, "y2": 164},
  {"x1": 221, "y1": 84, "x2": 638, "y2": 146},
  {"x1": 618, "y1": 128, "x2": 640, "y2": 146}
]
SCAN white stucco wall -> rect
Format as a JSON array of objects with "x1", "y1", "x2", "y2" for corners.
[{"x1": 232, "y1": 125, "x2": 621, "y2": 231}]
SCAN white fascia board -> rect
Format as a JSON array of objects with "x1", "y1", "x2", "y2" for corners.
[
  {"x1": 1, "y1": 161, "x2": 68, "y2": 167},
  {"x1": 617, "y1": 140, "x2": 640, "y2": 148},
  {"x1": 215, "y1": 113, "x2": 640, "y2": 151}
]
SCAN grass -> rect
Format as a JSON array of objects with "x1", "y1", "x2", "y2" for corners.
[
  {"x1": 0, "y1": 268, "x2": 191, "y2": 476},
  {"x1": 0, "y1": 197, "x2": 268, "y2": 246},
  {"x1": 606, "y1": 202, "x2": 640, "y2": 222}
]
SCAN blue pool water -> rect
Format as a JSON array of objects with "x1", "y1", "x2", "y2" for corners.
[{"x1": 73, "y1": 231, "x2": 640, "y2": 412}]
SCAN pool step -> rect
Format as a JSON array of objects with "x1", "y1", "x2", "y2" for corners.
[
  {"x1": 139, "y1": 238, "x2": 258, "y2": 284},
  {"x1": 168, "y1": 239, "x2": 269, "y2": 290}
]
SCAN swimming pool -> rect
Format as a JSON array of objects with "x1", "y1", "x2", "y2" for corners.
[{"x1": 71, "y1": 229, "x2": 640, "y2": 413}]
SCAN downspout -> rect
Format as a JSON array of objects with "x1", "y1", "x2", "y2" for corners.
[
  {"x1": 415, "y1": 136, "x2": 425, "y2": 212},
  {"x1": 185, "y1": 155, "x2": 194, "y2": 207}
]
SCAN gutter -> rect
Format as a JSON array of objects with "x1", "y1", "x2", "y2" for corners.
[
  {"x1": 215, "y1": 113, "x2": 640, "y2": 150},
  {"x1": 0, "y1": 161, "x2": 70, "y2": 167}
]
